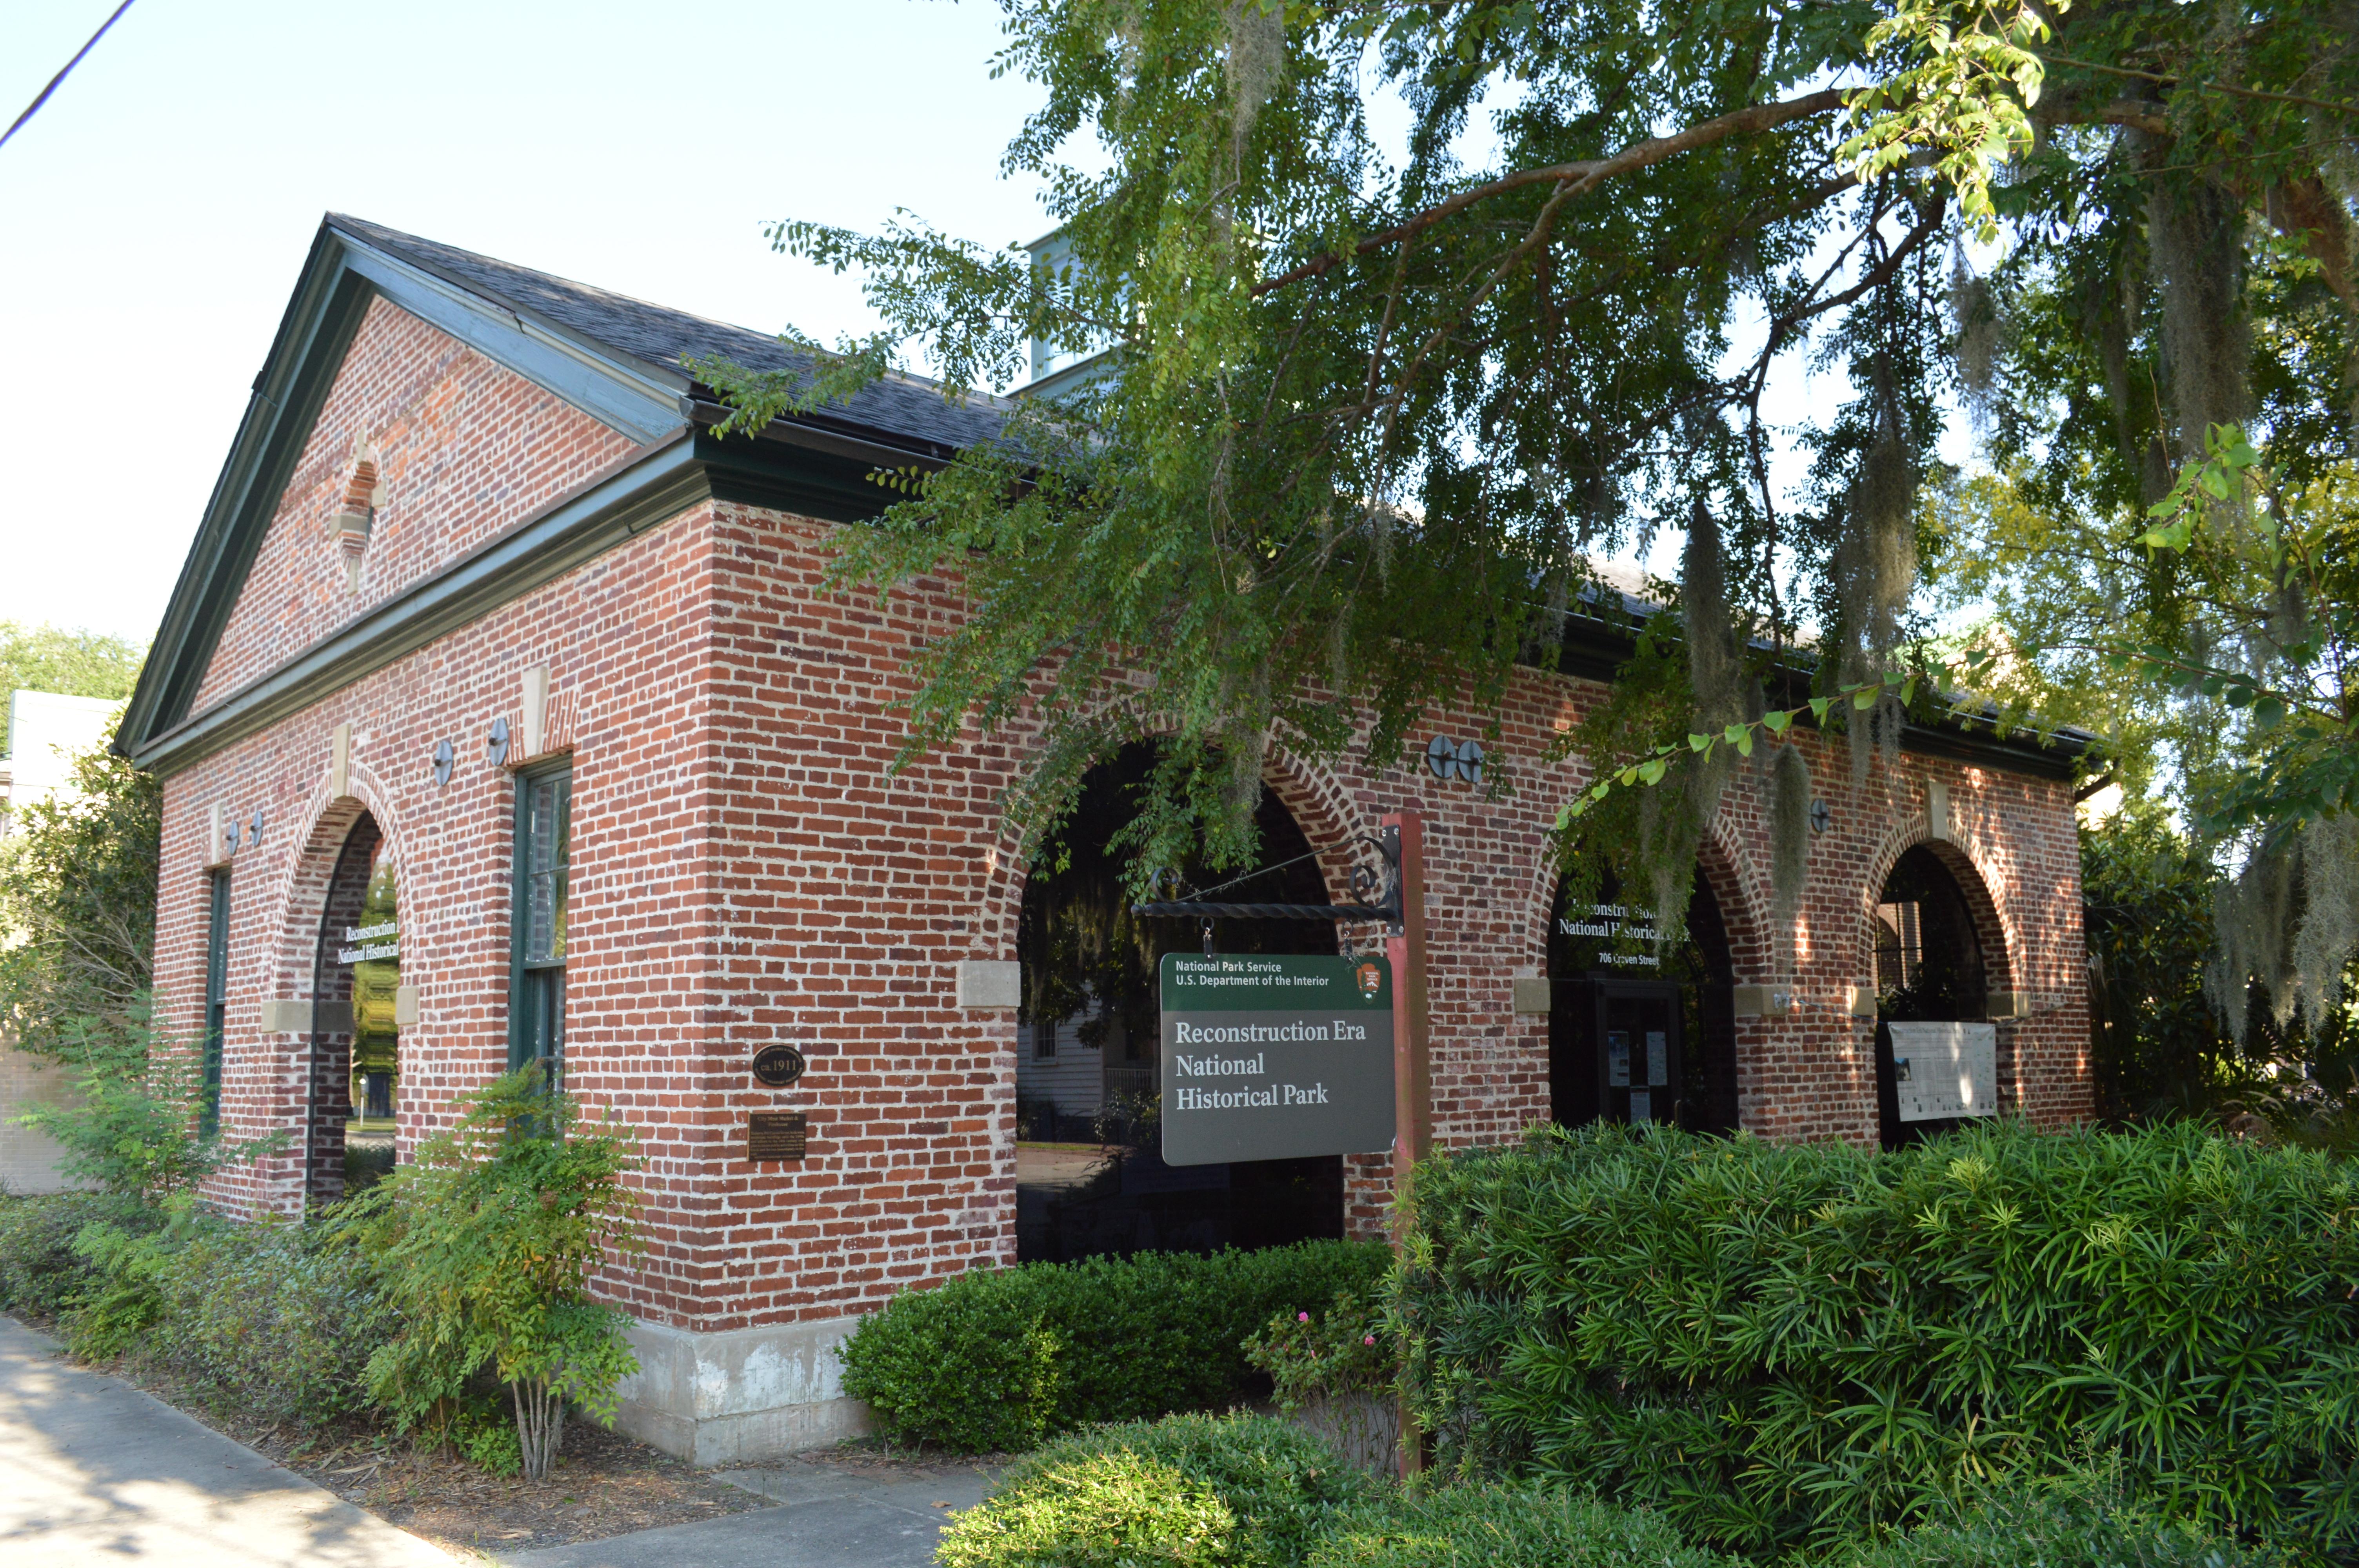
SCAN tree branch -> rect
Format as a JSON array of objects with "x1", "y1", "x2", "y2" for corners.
[
  {"x1": 1252, "y1": 89, "x2": 1848, "y2": 297},
  {"x1": 2033, "y1": 51, "x2": 2359, "y2": 121}
]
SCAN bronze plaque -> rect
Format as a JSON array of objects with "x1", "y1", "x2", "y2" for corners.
[{"x1": 747, "y1": 1111, "x2": 807, "y2": 1161}]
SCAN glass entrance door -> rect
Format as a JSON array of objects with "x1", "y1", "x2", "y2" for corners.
[{"x1": 1551, "y1": 978, "x2": 1685, "y2": 1129}]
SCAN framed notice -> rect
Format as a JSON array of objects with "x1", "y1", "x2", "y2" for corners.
[
  {"x1": 1888, "y1": 1021, "x2": 1998, "y2": 1122},
  {"x1": 1158, "y1": 953, "x2": 1396, "y2": 1167}
]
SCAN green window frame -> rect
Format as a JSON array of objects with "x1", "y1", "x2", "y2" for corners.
[
  {"x1": 201, "y1": 870, "x2": 230, "y2": 1137},
  {"x1": 508, "y1": 763, "x2": 571, "y2": 1071}
]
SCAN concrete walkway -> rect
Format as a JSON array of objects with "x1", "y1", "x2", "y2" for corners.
[
  {"x1": 498, "y1": 1459, "x2": 996, "y2": 1568},
  {"x1": 0, "y1": 1314, "x2": 462, "y2": 1567}
]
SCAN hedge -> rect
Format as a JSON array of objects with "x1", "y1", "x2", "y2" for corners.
[
  {"x1": 0, "y1": 1191, "x2": 158, "y2": 1321},
  {"x1": 1825, "y1": 1475, "x2": 2285, "y2": 1568},
  {"x1": 941, "y1": 1416, "x2": 2272, "y2": 1568},
  {"x1": 1398, "y1": 1120, "x2": 2359, "y2": 1556},
  {"x1": 1306, "y1": 1480, "x2": 1732, "y2": 1568},
  {"x1": 840, "y1": 1239, "x2": 1390, "y2": 1452}
]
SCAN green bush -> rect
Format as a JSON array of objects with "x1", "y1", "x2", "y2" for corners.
[
  {"x1": 1398, "y1": 1120, "x2": 2359, "y2": 1557},
  {"x1": 0, "y1": 1191, "x2": 158, "y2": 1321},
  {"x1": 841, "y1": 1238, "x2": 1390, "y2": 1452},
  {"x1": 147, "y1": 1211, "x2": 392, "y2": 1428},
  {"x1": 336, "y1": 1063, "x2": 642, "y2": 1480},
  {"x1": 46, "y1": 1195, "x2": 393, "y2": 1429},
  {"x1": 1245, "y1": 1288, "x2": 1394, "y2": 1411},
  {"x1": 64, "y1": 1204, "x2": 191, "y2": 1359},
  {"x1": 1308, "y1": 1483, "x2": 1731, "y2": 1568},
  {"x1": 1828, "y1": 1474, "x2": 2285, "y2": 1568},
  {"x1": 938, "y1": 1412, "x2": 1371, "y2": 1568}
]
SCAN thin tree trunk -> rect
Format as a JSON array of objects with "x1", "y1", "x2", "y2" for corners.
[{"x1": 514, "y1": 1378, "x2": 565, "y2": 1481}]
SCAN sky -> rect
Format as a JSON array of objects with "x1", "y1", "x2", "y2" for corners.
[
  {"x1": 0, "y1": 0, "x2": 1899, "y2": 652},
  {"x1": 0, "y1": 0, "x2": 1051, "y2": 645}
]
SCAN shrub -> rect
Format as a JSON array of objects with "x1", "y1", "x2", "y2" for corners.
[
  {"x1": 841, "y1": 1238, "x2": 1390, "y2": 1452},
  {"x1": 938, "y1": 1412, "x2": 1371, "y2": 1568},
  {"x1": 1828, "y1": 1473, "x2": 2286, "y2": 1568},
  {"x1": 1308, "y1": 1483, "x2": 1731, "y2": 1568},
  {"x1": 336, "y1": 1063, "x2": 641, "y2": 1480},
  {"x1": 147, "y1": 1210, "x2": 392, "y2": 1429},
  {"x1": 13, "y1": 1001, "x2": 284, "y2": 1201},
  {"x1": 0, "y1": 1191, "x2": 158, "y2": 1321},
  {"x1": 1398, "y1": 1120, "x2": 2359, "y2": 1557},
  {"x1": 1245, "y1": 1290, "x2": 1393, "y2": 1410},
  {"x1": 1245, "y1": 1289, "x2": 1398, "y2": 1471},
  {"x1": 63, "y1": 1201, "x2": 195, "y2": 1359}
]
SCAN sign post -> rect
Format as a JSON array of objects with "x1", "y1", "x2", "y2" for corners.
[
  {"x1": 1382, "y1": 809, "x2": 1429, "y2": 1477},
  {"x1": 1131, "y1": 808, "x2": 1430, "y2": 1478}
]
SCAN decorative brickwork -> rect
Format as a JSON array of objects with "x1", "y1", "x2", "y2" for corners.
[{"x1": 155, "y1": 298, "x2": 2095, "y2": 1345}]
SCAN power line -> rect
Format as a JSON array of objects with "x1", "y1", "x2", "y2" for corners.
[{"x1": 0, "y1": 0, "x2": 139, "y2": 155}]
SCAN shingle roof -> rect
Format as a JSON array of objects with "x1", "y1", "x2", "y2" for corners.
[{"x1": 327, "y1": 213, "x2": 1012, "y2": 457}]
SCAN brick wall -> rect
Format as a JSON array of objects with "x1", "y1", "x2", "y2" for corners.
[
  {"x1": 193, "y1": 296, "x2": 641, "y2": 710},
  {"x1": 159, "y1": 299, "x2": 2094, "y2": 1338}
]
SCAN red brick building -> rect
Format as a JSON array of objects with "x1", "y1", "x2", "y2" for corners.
[{"x1": 120, "y1": 216, "x2": 2094, "y2": 1463}]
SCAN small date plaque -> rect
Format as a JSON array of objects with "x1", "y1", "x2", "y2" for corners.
[
  {"x1": 751, "y1": 1043, "x2": 807, "y2": 1088},
  {"x1": 747, "y1": 1111, "x2": 808, "y2": 1161}
]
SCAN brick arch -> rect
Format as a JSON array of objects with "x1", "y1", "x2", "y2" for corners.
[
  {"x1": 1856, "y1": 808, "x2": 2019, "y2": 998},
  {"x1": 265, "y1": 757, "x2": 408, "y2": 1001},
  {"x1": 245, "y1": 753, "x2": 409, "y2": 1213},
  {"x1": 967, "y1": 733, "x2": 1382, "y2": 963},
  {"x1": 1506, "y1": 781, "x2": 1771, "y2": 985}
]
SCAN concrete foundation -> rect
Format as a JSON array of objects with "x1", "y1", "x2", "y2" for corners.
[{"x1": 612, "y1": 1313, "x2": 872, "y2": 1467}]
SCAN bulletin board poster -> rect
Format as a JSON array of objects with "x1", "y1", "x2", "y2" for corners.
[{"x1": 1888, "y1": 1021, "x2": 1999, "y2": 1122}]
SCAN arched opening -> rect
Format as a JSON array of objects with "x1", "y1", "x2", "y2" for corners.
[
  {"x1": 1015, "y1": 744, "x2": 1345, "y2": 1262},
  {"x1": 299, "y1": 812, "x2": 402, "y2": 1205},
  {"x1": 344, "y1": 833, "x2": 402, "y2": 1192},
  {"x1": 1872, "y1": 843, "x2": 1990, "y2": 1149},
  {"x1": 1545, "y1": 865, "x2": 1738, "y2": 1134}
]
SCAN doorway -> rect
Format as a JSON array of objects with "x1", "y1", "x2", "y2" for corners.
[
  {"x1": 298, "y1": 812, "x2": 404, "y2": 1205},
  {"x1": 1871, "y1": 844, "x2": 1990, "y2": 1149},
  {"x1": 1014, "y1": 744, "x2": 1346, "y2": 1262},
  {"x1": 1546, "y1": 867, "x2": 1737, "y2": 1133}
]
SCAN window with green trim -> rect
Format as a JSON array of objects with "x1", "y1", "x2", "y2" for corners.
[
  {"x1": 202, "y1": 870, "x2": 229, "y2": 1137},
  {"x1": 509, "y1": 765, "x2": 571, "y2": 1071}
]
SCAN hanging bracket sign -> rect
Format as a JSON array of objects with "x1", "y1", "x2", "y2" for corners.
[{"x1": 1158, "y1": 952, "x2": 1396, "y2": 1166}]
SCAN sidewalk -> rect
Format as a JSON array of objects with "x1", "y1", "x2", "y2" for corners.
[
  {"x1": 3, "y1": 1310, "x2": 997, "y2": 1568},
  {"x1": 498, "y1": 1459, "x2": 995, "y2": 1568},
  {"x1": 0, "y1": 1314, "x2": 461, "y2": 1567}
]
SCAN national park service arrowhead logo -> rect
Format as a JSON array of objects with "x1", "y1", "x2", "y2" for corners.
[{"x1": 1355, "y1": 962, "x2": 1383, "y2": 998}]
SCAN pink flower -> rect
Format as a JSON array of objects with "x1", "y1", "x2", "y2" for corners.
[
  {"x1": 1363, "y1": 1335, "x2": 1376, "y2": 1345},
  {"x1": 1297, "y1": 1312, "x2": 1311, "y2": 1322}
]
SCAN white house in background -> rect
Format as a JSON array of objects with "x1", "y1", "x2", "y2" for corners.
[
  {"x1": 2, "y1": 690, "x2": 120, "y2": 834},
  {"x1": 1, "y1": 689, "x2": 122, "y2": 1193}
]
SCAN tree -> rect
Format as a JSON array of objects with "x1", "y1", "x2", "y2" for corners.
[
  {"x1": 0, "y1": 621, "x2": 144, "y2": 755},
  {"x1": 0, "y1": 740, "x2": 160, "y2": 1063},
  {"x1": 702, "y1": 2, "x2": 2356, "y2": 938}
]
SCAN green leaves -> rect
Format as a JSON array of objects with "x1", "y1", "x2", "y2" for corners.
[
  {"x1": 1398, "y1": 1121, "x2": 2359, "y2": 1554},
  {"x1": 335, "y1": 1063, "x2": 644, "y2": 1477},
  {"x1": 1577, "y1": 671, "x2": 1931, "y2": 815},
  {"x1": 840, "y1": 1240, "x2": 1390, "y2": 1452},
  {"x1": 1840, "y1": 0, "x2": 2061, "y2": 242},
  {"x1": 2138, "y1": 422, "x2": 2264, "y2": 552}
]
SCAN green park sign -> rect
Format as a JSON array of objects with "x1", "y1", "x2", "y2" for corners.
[{"x1": 1158, "y1": 952, "x2": 1397, "y2": 1166}]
